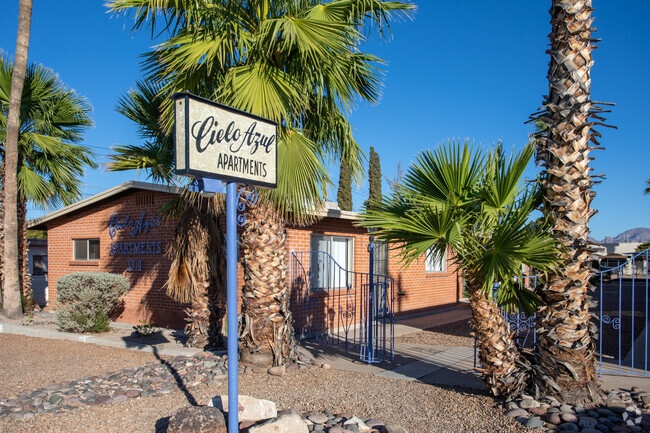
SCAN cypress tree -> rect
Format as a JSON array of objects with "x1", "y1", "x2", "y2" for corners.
[
  {"x1": 366, "y1": 146, "x2": 382, "y2": 209},
  {"x1": 337, "y1": 158, "x2": 353, "y2": 211}
]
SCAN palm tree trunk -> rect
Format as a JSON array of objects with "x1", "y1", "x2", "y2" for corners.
[
  {"x1": 2, "y1": 0, "x2": 32, "y2": 319},
  {"x1": 469, "y1": 287, "x2": 527, "y2": 398},
  {"x1": 533, "y1": 0, "x2": 605, "y2": 404},
  {"x1": 166, "y1": 203, "x2": 227, "y2": 349},
  {"x1": 18, "y1": 199, "x2": 32, "y2": 310},
  {"x1": 238, "y1": 199, "x2": 297, "y2": 368}
]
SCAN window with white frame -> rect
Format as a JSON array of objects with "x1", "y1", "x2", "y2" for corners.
[
  {"x1": 74, "y1": 239, "x2": 100, "y2": 260},
  {"x1": 310, "y1": 235, "x2": 354, "y2": 289},
  {"x1": 425, "y1": 247, "x2": 446, "y2": 273}
]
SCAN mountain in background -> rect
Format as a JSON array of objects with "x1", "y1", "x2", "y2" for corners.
[{"x1": 601, "y1": 227, "x2": 650, "y2": 243}]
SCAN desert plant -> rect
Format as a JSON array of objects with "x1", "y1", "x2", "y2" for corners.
[
  {"x1": 133, "y1": 319, "x2": 159, "y2": 337},
  {"x1": 55, "y1": 272, "x2": 129, "y2": 333}
]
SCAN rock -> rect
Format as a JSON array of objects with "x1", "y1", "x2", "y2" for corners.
[
  {"x1": 125, "y1": 390, "x2": 141, "y2": 398},
  {"x1": 267, "y1": 366, "x2": 285, "y2": 377},
  {"x1": 379, "y1": 424, "x2": 408, "y2": 433},
  {"x1": 545, "y1": 412, "x2": 562, "y2": 425},
  {"x1": 167, "y1": 406, "x2": 226, "y2": 433},
  {"x1": 365, "y1": 419, "x2": 385, "y2": 428},
  {"x1": 581, "y1": 429, "x2": 603, "y2": 433},
  {"x1": 209, "y1": 395, "x2": 277, "y2": 422},
  {"x1": 561, "y1": 412, "x2": 578, "y2": 423},
  {"x1": 48, "y1": 395, "x2": 63, "y2": 405},
  {"x1": 520, "y1": 399, "x2": 540, "y2": 409},
  {"x1": 579, "y1": 416, "x2": 599, "y2": 429},
  {"x1": 320, "y1": 363, "x2": 332, "y2": 369},
  {"x1": 285, "y1": 363, "x2": 299, "y2": 373},
  {"x1": 308, "y1": 414, "x2": 330, "y2": 424},
  {"x1": 96, "y1": 396, "x2": 112, "y2": 405},
  {"x1": 505, "y1": 401, "x2": 519, "y2": 410},
  {"x1": 248, "y1": 414, "x2": 309, "y2": 433},
  {"x1": 529, "y1": 407, "x2": 547, "y2": 416},
  {"x1": 560, "y1": 404, "x2": 575, "y2": 414},
  {"x1": 607, "y1": 403, "x2": 627, "y2": 414},
  {"x1": 558, "y1": 422, "x2": 579, "y2": 431},
  {"x1": 504, "y1": 409, "x2": 528, "y2": 418},
  {"x1": 598, "y1": 409, "x2": 617, "y2": 418},
  {"x1": 524, "y1": 416, "x2": 544, "y2": 428},
  {"x1": 344, "y1": 416, "x2": 371, "y2": 431}
]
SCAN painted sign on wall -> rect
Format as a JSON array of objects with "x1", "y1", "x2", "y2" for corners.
[
  {"x1": 171, "y1": 92, "x2": 277, "y2": 188},
  {"x1": 108, "y1": 212, "x2": 163, "y2": 272}
]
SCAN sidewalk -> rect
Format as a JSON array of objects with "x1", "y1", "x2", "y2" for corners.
[
  {"x1": 298, "y1": 304, "x2": 650, "y2": 394},
  {"x1": 0, "y1": 314, "x2": 204, "y2": 357}
]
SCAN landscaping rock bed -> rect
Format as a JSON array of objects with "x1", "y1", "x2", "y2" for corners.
[
  {"x1": 0, "y1": 353, "x2": 227, "y2": 420},
  {"x1": 502, "y1": 388, "x2": 650, "y2": 432}
]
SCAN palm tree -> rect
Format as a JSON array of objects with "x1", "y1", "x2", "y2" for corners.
[
  {"x1": 109, "y1": 80, "x2": 228, "y2": 349},
  {"x1": 645, "y1": 179, "x2": 649, "y2": 195},
  {"x1": 0, "y1": 56, "x2": 95, "y2": 307},
  {"x1": 2, "y1": 0, "x2": 32, "y2": 318},
  {"x1": 529, "y1": 0, "x2": 613, "y2": 404},
  {"x1": 108, "y1": 0, "x2": 413, "y2": 367},
  {"x1": 358, "y1": 141, "x2": 559, "y2": 398}
]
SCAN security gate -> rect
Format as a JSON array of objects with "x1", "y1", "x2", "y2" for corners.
[
  {"x1": 473, "y1": 249, "x2": 650, "y2": 376},
  {"x1": 290, "y1": 248, "x2": 394, "y2": 363},
  {"x1": 596, "y1": 248, "x2": 650, "y2": 375}
]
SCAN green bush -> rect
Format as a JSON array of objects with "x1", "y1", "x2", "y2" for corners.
[{"x1": 55, "y1": 272, "x2": 129, "y2": 333}]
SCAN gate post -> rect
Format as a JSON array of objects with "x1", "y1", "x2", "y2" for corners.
[{"x1": 364, "y1": 236, "x2": 375, "y2": 362}]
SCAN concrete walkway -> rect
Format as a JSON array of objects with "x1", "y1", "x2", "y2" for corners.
[
  {"x1": 0, "y1": 320, "x2": 203, "y2": 357},
  {"x1": 299, "y1": 304, "x2": 650, "y2": 394}
]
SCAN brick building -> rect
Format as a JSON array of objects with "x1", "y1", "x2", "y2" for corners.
[{"x1": 29, "y1": 181, "x2": 462, "y2": 329}]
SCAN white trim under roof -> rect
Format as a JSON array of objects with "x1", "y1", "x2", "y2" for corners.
[{"x1": 28, "y1": 180, "x2": 358, "y2": 229}]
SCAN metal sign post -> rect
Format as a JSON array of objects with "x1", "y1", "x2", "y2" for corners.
[
  {"x1": 226, "y1": 181, "x2": 238, "y2": 430},
  {"x1": 171, "y1": 92, "x2": 277, "y2": 432}
]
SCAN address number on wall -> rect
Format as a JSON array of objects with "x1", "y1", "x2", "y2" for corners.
[{"x1": 126, "y1": 259, "x2": 142, "y2": 272}]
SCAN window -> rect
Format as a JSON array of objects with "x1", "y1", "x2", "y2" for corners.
[
  {"x1": 310, "y1": 235, "x2": 354, "y2": 289},
  {"x1": 425, "y1": 247, "x2": 446, "y2": 273},
  {"x1": 74, "y1": 239, "x2": 100, "y2": 260},
  {"x1": 33, "y1": 255, "x2": 48, "y2": 275}
]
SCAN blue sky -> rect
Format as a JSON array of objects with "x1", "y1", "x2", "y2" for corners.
[{"x1": 1, "y1": 1, "x2": 648, "y2": 240}]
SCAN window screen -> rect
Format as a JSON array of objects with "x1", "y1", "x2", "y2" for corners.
[{"x1": 74, "y1": 239, "x2": 100, "y2": 260}]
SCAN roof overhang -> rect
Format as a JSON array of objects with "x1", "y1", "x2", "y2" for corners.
[
  {"x1": 28, "y1": 180, "x2": 360, "y2": 230},
  {"x1": 27, "y1": 181, "x2": 182, "y2": 230}
]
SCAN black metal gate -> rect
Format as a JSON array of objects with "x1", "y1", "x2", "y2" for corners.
[{"x1": 289, "y1": 248, "x2": 394, "y2": 363}]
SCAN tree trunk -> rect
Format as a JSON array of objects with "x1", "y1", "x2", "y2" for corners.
[
  {"x1": 238, "y1": 199, "x2": 296, "y2": 368},
  {"x1": 2, "y1": 0, "x2": 32, "y2": 319},
  {"x1": 469, "y1": 288, "x2": 528, "y2": 398},
  {"x1": 533, "y1": 0, "x2": 605, "y2": 404},
  {"x1": 183, "y1": 213, "x2": 227, "y2": 349},
  {"x1": 18, "y1": 199, "x2": 32, "y2": 310}
]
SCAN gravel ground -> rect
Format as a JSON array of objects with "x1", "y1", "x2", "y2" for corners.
[
  {"x1": 0, "y1": 334, "x2": 536, "y2": 433},
  {"x1": 0, "y1": 334, "x2": 165, "y2": 397},
  {"x1": 395, "y1": 319, "x2": 474, "y2": 348}
]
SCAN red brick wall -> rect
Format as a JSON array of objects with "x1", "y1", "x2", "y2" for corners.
[
  {"x1": 47, "y1": 190, "x2": 187, "y2": 328},
  {"x1": 286, "y1": 217, "x2": 460, "y2": 335},
  {"x1": 46, "y1": 189, "x2": 460, "y2": 330}
]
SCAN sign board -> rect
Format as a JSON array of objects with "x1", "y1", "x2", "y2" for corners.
[{"x1": 171, "y1": 92, "x2": 277, "y2": 188}]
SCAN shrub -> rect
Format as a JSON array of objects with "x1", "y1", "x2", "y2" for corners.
[{"x1": 55, "y1": 272, "x2": 129, "y2": 333}]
